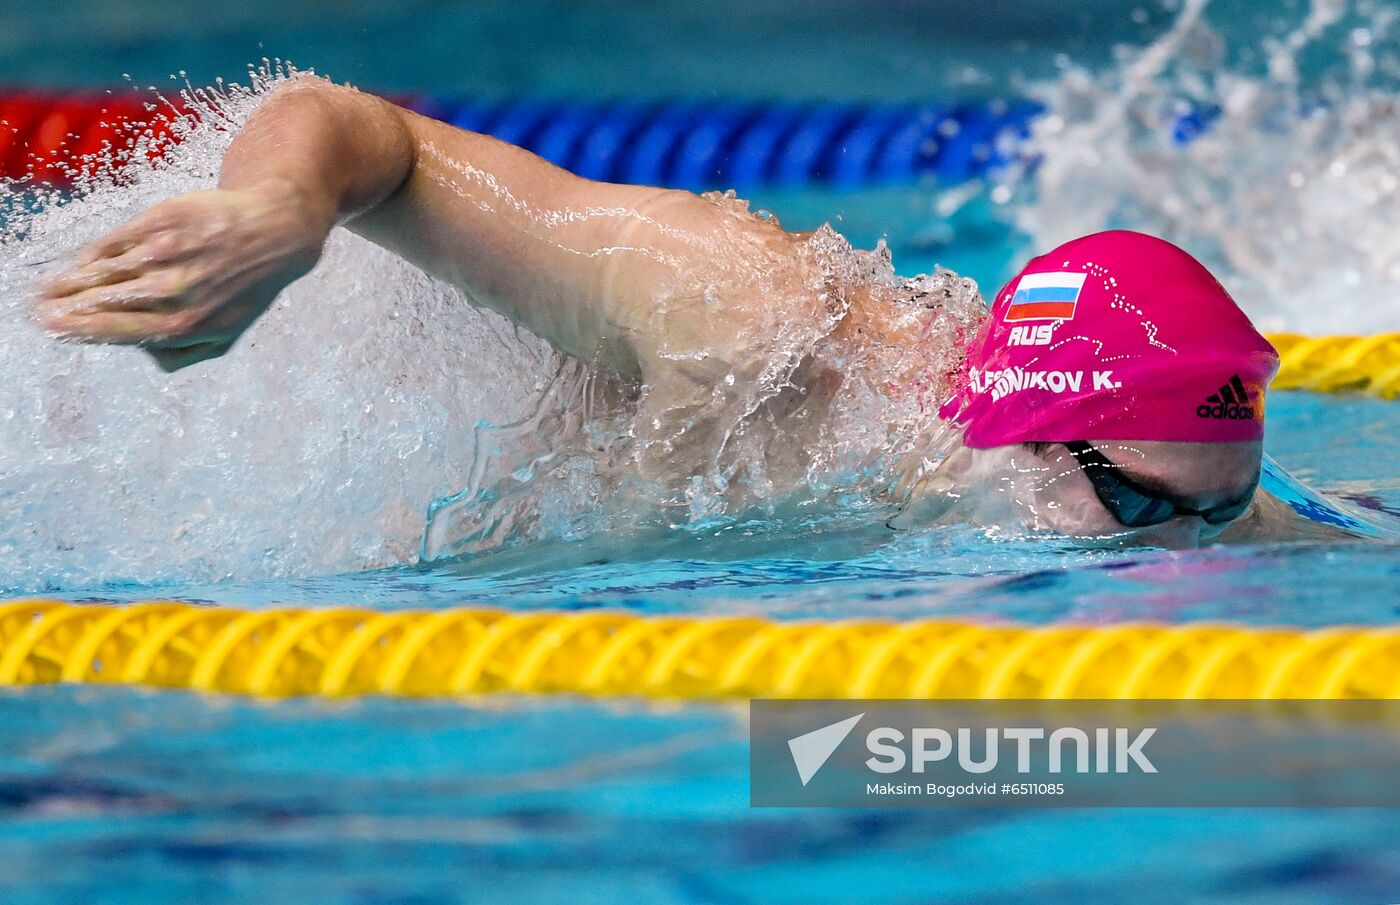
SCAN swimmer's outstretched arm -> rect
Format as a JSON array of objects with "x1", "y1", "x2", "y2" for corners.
[{"x1": 37, "y1": 76, "x2": 802, "y2": 372}]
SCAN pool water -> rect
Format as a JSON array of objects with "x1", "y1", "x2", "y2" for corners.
[
  {"x1": 6, "y1": 688, "x2": 1400, "y2": 905},
  {"x1": 0, "y1": 399, "x2": 1395, "y2": 905},
  {"x1": 3, "y1": 0, "x2": 1400, "y2": 902}
]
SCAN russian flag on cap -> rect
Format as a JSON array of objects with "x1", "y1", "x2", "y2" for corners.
[{"x1": 1004, "y1": 271, "x2": 1087, "y2": 322}]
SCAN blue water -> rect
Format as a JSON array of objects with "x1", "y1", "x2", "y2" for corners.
[
  {"x1": 0, "y1": 399, "x2": 1395, "y2": 905},
  {"x1": 6, "y1": 688, "x2": 1400, "y2": 905},
  {"x1": 5, "y1": 1, "x2": 1400, "y2": 903}
]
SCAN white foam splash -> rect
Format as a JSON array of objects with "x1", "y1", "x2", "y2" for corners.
[
  {"x1": 0, "y1": 68, "x2": 562, "y2": 591},
  {"x1": 1009, "y1": 0, "x2": 1400, "y2": 334},
  {"x1": 0, "y1": 68, "x2": 981, "y2": 591}
]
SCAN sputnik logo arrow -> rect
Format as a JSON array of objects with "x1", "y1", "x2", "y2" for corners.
[{"x1": 787, "y1": 713, "x2": 865, "y2": 786}]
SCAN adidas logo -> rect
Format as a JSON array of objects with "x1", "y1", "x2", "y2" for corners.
[{"x1": 1196, "y1": 374, "x2": 1256, "y2": 420}]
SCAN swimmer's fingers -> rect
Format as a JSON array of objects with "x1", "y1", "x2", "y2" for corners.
[
  {"x1": 63, "y1": 227, "x2": 143, "y2": 269},
  {"x1": 39, "y1": 253, "x2": 151, "y2": 300},
  {"x1": 35, "y1": 277, "x2": 191, "y2": 326},
  {"x1": 38, "y1": 276, "x2": 217, "y2": 343},
  {"x1": 42, "y1": 195, "x2": 216, "y2": 298},
  {"x1": 33, "y1": 188, "x2": 309, "y2": 365},
  {"x1": 72, "y1": 200, "x2": 194, "y2": 265},
  {"x1": 38, "y1": 308, "x2": 182, "y2": 346},
  {"x1": 43, "y1": 221, "x2": 204, "y2": 300}
]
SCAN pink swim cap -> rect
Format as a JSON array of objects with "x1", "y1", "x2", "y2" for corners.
[{"x1": 939, "y1": 231, "x2": 1280, "y2": 449}]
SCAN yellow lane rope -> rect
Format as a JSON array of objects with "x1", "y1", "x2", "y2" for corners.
[
  {"x1": 4, "y1": 600, "x2": 1400, "y2": 701},
  {"x1": 1267, "y1": 333, "x2": 1400, "y2": 397}
]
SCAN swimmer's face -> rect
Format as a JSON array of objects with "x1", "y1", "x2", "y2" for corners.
[{"x1": 939, "y1": 439, "x2": 1263, "y2": 546}]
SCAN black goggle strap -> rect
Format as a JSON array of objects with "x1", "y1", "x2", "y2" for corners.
[
  {"x1": 1062, "y1": 441, "x2": 1165, "y2": 527},
  {"x1": 1064, "y1": 441, "x2": 1258, "y2": 527}
]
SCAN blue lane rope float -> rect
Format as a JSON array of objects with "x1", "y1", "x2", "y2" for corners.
[{"x1": 398, "y1": 97, "x2": 1045, "y2": 189}]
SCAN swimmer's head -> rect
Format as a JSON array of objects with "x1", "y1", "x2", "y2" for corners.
[{"x1": 937, "y1": 230, "x2": 1279, "y2": 540}]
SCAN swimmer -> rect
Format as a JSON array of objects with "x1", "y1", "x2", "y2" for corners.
[{"x1": 33, "y1": 77, "x2": 1291, "y2": 547}]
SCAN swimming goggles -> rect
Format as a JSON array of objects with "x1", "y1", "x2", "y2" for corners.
[{"x1": 1063, "y1": 441, "x2": 1257, "y2": 528}]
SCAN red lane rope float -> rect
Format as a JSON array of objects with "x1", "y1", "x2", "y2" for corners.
[{"x1": 0, "y1": 90, "x2": 190, "y2": 186}]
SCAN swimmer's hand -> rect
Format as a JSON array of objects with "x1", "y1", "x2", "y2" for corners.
[
  {"x1": 33, "y1": 75, "x2": 806, "y2": 381},
  {"x1": 34, "y1": 185, "x2": 327, "y2": 372}
]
